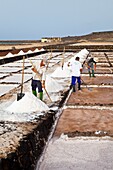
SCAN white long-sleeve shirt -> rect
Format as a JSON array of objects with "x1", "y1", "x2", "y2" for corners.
[
  {"x1": 32, "y1": 61, "x2": 46, "y2": 81},
  {"x1": 70, "y1": 60, "x2": 82, "y2": 77}
]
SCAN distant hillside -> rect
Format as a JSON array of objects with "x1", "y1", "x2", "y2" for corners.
[{"x1": 61, "y1": 31, "x2": 113, "y2": 42}]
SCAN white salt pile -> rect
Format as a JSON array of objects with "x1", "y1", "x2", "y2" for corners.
[
  {"x1": 5, "y1": 52, "x2": 14, "y2": 57},
  {"x1": 51, "y1": 49, "x2": 89, "y2": 78},
  {"x1": 45, "y1": 75, "x2": 64, "y2": 92},
  {"x1": 6, "y1": 92, "x2": 49, "y2": 113},
  {"x1": 51, "y1": 65, "x2": 71, "y2": 78},
  {"x1": 73, "y1": 48, "x2": 89, "y2": 63},
  {"x1": 18, "y1": 50, "x2": 25, "y2": 56}
]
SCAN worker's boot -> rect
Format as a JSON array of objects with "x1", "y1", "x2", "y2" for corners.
[
  {"x1": 92, "y1": 70, "x2": 96, "y2": 77},
  {"x1": 39, "y1": 92, "x2": 43, "y2": 100},
  {"x1": 70, "y1": 84, "x2": 72, "y2": 89},
  {"x1": 72, "y1": 85, "x2": 76, "y2": 92},
  {"x1": 32, "y1": 90, "x2": 37, "y2": 97},
  {"x1": 88, "y1": 71, "x2": 91, "y2": 77},
  {"x1": 78, "y1": 83, "x2": 81, "y2": 90}
]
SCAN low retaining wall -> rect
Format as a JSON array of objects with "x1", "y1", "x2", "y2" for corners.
[{"x1": 0, "y1": 110, "x2": 56, "y2": 170}]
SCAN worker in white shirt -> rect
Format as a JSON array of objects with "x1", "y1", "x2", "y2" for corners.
[
  {"x1": 68, "y1": 56, "x2": 82, "y2": 92},
  {"x1": 31, "y1": 59, "x2": 46, "y2": 100}
]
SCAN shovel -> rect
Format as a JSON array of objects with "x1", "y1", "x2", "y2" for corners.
[{"x1": 17, "y1": 56, "x2": 25, "y2": 101}]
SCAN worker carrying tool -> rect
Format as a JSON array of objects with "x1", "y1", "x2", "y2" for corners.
[
  {"x1": 86, "y1": 56, "x2": 97, "y2": 77},
  {"x1": 68, "y1": 56, "x2": 82, "y2": 92},
  {"x1": 31, "y1": 59, "x2": 47, "y2": 100}
]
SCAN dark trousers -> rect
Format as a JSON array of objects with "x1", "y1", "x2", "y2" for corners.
[
  {"x1": 31, "y1": 79, "x2": 43, "y2": 92},
  {"x1": 71, "y1": 76, "x2": 81, "y2": 91},
  {"x1": 71, "y1": 76, "x2": 81, "y2": 85}
]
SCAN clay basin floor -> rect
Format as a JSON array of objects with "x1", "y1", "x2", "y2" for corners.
[
  {"x1": 54, "y1": 108, "x2": 113, "y2": 137},
  {"x1": 81, "y1": 76, "x2": 113, "y2": 85},
  {"x1": 54, "y1": 87, "x2": 113, "y2": 137},
  {"x1": 67, "y1": 87, "x2": 113, "y2": 106}
]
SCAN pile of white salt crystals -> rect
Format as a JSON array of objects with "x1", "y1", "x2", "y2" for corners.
[
  {"x1": 45, "y1": 75, "x2": 64, "y2": 92},
  {"x1": 6, "y1": 92, "x2": 49, "y2": 114}
]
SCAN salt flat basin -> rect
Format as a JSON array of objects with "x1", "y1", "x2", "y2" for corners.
[{"x1": 67, "y1": 87, "x2": 113, "y2": 106}]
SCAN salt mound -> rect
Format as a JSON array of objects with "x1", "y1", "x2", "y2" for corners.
[
  {"x1": 6, "y1": 92, "x2": 49, "y2": 113},
  {"x1": 51, "y1": 66, "x2": 71, "y2": 78},
  {"x1": 45, "y1": 75, "x2": 64, "y2": 92},
  {"x1": 51, "y1": 50, "x2": 89, "y2": 79}
]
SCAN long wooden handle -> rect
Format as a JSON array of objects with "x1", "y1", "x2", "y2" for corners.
[
  {"x1": 104, "y1": 53, "x2": 112, "y2": 67},
  {"x1": 30, "y1": 59, "x2": 52, "y2": 102},
  {"x1": 44, "y1": 87, "x2": 52, "y2": 102},
  {"x1": 46, "y1": 50, "x2": 52, "y2": 69},
  {"x1": 21, "y1": 56, "x2": 25, "y2": 93},
  {"x1": 61, "y1": 46, "x2": 65, "y2": 68}
]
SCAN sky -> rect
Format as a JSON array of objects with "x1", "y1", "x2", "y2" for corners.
[{"x1": 0, "y1": 0, "x2": 113, "y2": 40}]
